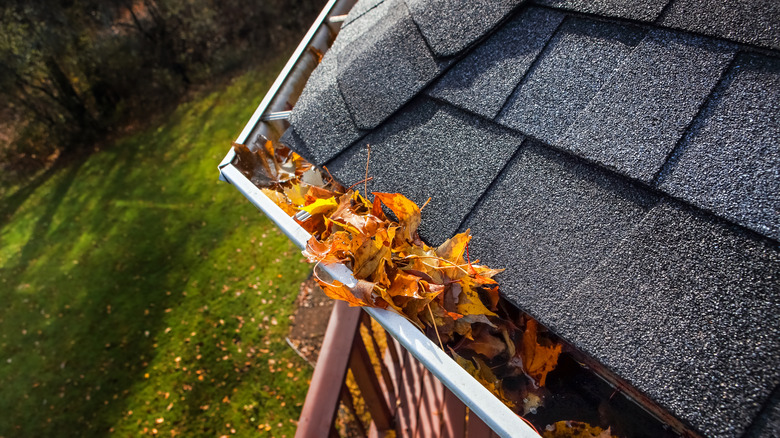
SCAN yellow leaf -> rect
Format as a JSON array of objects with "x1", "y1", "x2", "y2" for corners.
[
  {"x1": 542, "y1": 421, "x2": 615, "y2": 438},
  {"x1": 261, "y1": 188, "x2": 298, "y2": 216},
  {"x1": 353, "y1": 236, "x2": 391, "y2": 280},
  {"x1": 300, "y1": 197, "x2": 338, "y2": 216},
  {"x1": 436, "y1": 231, "x2": 470, "y2": 264},
  {"x1": 457, "y1": 279, "x2": 497, "y2": 317},
  {"x1": 519, "y1": 319, "x2": 562, "y2": 387},
  {"x1": 283, "y1": 183, "x2": 308, "y2": 207}
]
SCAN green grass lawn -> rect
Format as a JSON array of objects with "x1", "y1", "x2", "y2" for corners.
[{"x1": 0, "y1": 57, "x2": 313, "y2": 437}]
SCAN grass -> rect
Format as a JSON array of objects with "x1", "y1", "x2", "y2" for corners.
[{"x1": 0, "y1": 56, "x2": 313, "y2": 437}]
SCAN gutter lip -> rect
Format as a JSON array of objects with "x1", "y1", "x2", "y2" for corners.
[{"x1": 219, "y1": 163, "x2": 540, "y2": 438}]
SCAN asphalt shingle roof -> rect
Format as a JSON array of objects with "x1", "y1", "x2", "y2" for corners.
[
  {"x1": 286, "y1": 51, "x2": 365, "y2": 164},
  {"x1": 336, "y1": 0, "x2": 444, "y2": 129},
  {"x1": 325, "y1": 98, "x2": 524, "y2": 245},
  {"x1": 557, "y1": 29, "x2": 735, "y2": 182},
  {"x1": 460, "y1": 141, "x2": 658, "y2": 321},
  {"x1": 546, "y1": 200, "x2": 780, "y2": 437},
  {"x1": 281, "y1": 1, "x2": 780, "y2": 435}
]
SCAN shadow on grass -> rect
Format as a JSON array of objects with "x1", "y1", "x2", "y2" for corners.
[{"x1": 0, "y1": 54, "x2": 314, "y2": 437}]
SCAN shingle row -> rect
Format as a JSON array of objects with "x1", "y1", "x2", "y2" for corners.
[
  {"x1": 284, "y1": 50, "x2": 365, "y2": 165},
  {"x1": 427, "y1": 8, "x2": 780, "y2": 242},
  {"x1": 659, "y1": 0, "x2": 780, "y2": 51},
  {"x1": 427, "y1": 7, "x2": 565, "y2": 120},
  {"x1": 286, "y1": 0, "x2": 530, "y2": 161},
  {"x1": 533, "y1": 0, "x2": 780, "y2": 50},
  {"x1": 457, "y1": 139, "x2": 780, "y2": 438},
  {"x1": 544, "y1": 200, "x2": 780, "y2": 438},
  {"x1": 533, "y1": 0, "x2": 668, "y2": 21}
]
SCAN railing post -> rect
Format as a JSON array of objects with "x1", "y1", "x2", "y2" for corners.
[{"x1": 295, "y1": 301, "x2": 362, "y2": 438}]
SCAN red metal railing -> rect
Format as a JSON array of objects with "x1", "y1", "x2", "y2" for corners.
[{"x1": 295, "y1": 301, "x2": 499, "y2": 438}]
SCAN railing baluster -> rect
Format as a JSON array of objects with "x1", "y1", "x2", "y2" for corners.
[
  {"x1": 349, "y1": 332, "x2": 394, "y2": 432},
  {"x1": 361, "y1": 314, "x2": 398, "y2": 405}
]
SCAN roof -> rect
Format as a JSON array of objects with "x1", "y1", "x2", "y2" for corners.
[{"x1": 279, "y1": 0, "x2": 780, "y2": 436}]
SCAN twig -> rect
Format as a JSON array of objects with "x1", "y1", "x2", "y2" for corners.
[
  {"x1": 347, "y1": 176, "x2": 373, "y2": 192},
  {"x1": 364, "y1": 144, "x2": 371, "y2": 199},
  {"x1": 465, "y1": 241, "x2": 475, "y2": 273},
  {"x1": 402, "y1": 254, "x2": 470, "y2": 276},
  {"x1": 312, "y1": 261, "x2": 341, "y2": 288},
  {"x1": 427, "y1": 303, "x2": 444, "y2": 351},
  {"x1": 322, "y1": 165, "x2": 336, "y2": 185},
  {"x1": 519, "y1": 416, "x2": 541, "y2": 435}
]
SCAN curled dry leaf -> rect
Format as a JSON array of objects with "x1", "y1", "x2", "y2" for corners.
[{"x1": 519, "y1": 319, "x2": 563, "y2": 387}]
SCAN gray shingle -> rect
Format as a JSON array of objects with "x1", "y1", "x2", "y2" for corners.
[
  {"x1": 545, "y1": 200, "x2": 780, "y2": 438},
  {"x1": 558, "y1": 30, "x2": 735, "y2": 183},
  {"x1": 496, "y1": 17, "x2": 644, "y2": 143},
  {"x1": 533, "y1": 0, "x2": 669, "y2": 21},
  {"x1": 404, "y1": 0, "x2": 523, "y2": 57},
  {"x1": 659, "y1": 54, "x2": 780, "y2": 242},
  {"x1": 342, "y1": 0, "x2": 386, "y2": 27},
  {"x1": 333, "y1": 0, "x2": 397, "y2": 56},
  {"x1": 288, "y1": 51, "x2": 366, "y2": 165},
  {"x1": 659, "y1": 0, "x2": 780, "y2": 50},
  {"x1": 461, "y1": 141, "x2": 658, "y2": 321},
  {"x1": 325, "y1": 98, "x2": 524, "y2": 246},
  {"x1": 337, "y1": 1, "x2": 442, "y2": 130},
  {"x1": 744, "y1": 386, "x2": 780, "y2": 438},
  {"x1": 426, "y1": 7, "x2": 564, "y2": 119}
]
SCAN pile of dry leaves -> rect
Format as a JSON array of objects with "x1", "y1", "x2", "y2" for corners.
[{"x1": 234, "y1": 140, "x2": 617, "y2": 437}]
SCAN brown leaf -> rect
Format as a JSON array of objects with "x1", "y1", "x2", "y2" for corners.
[
  {"x1": 303, "y1": 232, "x2": 352, "y2": 265},
  {"x1": 353, "y1": 236, "x2": 391, "y2": 280},
  {"x1": 330, "y1": 191, "x2": 384, "y2": 237},
  {"x1": 519, "y1": 319, "x2": 562, "y2": 387},
  {"x1": 451, "y1": 351, "x2": 514, "y2": 408},
  {"x1": 372, "y1": 192, "x2": 421, "y2": 243},
  {"x1": 319, "y1": 281, "x2": 368, "y2": 307},
  {"x1": 462, "y1": 327, "x2": 506, "y2": 360}
]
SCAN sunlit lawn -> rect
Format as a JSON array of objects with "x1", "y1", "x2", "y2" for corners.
[{"x1": 0, "y1": 56, "x2": 312, "y2": 437}]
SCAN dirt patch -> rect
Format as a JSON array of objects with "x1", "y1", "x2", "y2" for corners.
[{"x1": 287, "y1": 273, "x2": 334, "y2": 366}]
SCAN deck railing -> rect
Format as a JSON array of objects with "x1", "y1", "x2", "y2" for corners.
[{"x1": 295, "y1": 301, "x2": 505, "y2": 438}]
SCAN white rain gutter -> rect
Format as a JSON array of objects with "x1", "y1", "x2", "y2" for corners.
[{"x1": 217, "y1": 1, "x2": 540, "y2": 436}]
